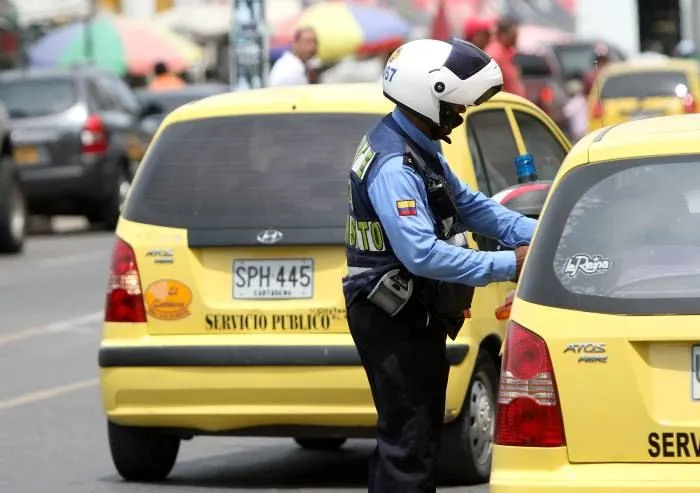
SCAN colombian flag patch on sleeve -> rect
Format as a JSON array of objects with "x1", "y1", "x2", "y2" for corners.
[{"x1": 396, "y1": 199, "x2": 417, "y2": 216}]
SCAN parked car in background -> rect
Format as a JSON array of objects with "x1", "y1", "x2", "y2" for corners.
[
  {"x1": 587, "y1": 58, "x2": 700, "y2": 134},
  {"x1": 135, "y1": 83, "x2": 230, "y2": 142},
  {"x1": 514, "y1": 50, "x2": 569, "y2": 137},
  {"x1": 0, "y1": 66, "x2": 149, "y2": 230},
  {"x1": 0, "y1": 99, "x2": 26, "y2": 253},
  {"x1": 549, "y1": 39, "x2": 626, "y2": 81}
]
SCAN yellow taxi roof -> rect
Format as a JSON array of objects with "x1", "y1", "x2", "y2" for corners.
[
  {"x1": 562, "y1": 114, "x2": 700, "y2": 177},
  {"x1": 161, "y1": 82, "x2": 540, "y2": 125},
  {"x1": 601, "y1": 57, "x2": 700, "y2": 77}
]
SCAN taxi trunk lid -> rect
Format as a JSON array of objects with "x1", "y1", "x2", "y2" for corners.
[
  {"x1": 120, "y1": 110, "x2": 384, "y2": 336},
  {"x1": 531, "y1": 309, "x2": 700, "y2": 464}
]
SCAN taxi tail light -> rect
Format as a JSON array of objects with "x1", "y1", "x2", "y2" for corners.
[
  {"x1": 104, "y1": 237, "x2": 147, "y2": 323},
  {"x1": 81, "y1": 114, "x2": 108, "y2": 155},
  {"x1": 494, "y1": 289, "x2": 515, "y2": 321},
  {"x1": 682, "y1": 94, "x2": 696, "y2": 113},
  {"x1": 494, "y1": 321, "x2": 565, "y2": 447},
  {"x1": 592, "y1": 100, "x2": 603, "y2": 119}
]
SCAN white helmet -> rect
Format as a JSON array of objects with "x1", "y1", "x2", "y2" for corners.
[{"x1": 382, "y1": 38, "x2": 503, "y2": 139}]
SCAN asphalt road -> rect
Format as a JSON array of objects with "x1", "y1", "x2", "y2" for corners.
[{"x1": 0, "y1": 217, "x2": 490, "y2": 493}]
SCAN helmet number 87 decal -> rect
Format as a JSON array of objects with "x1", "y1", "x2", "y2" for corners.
[{"x1": 384, "y1": 66, "x2": 397, "y2": 82}]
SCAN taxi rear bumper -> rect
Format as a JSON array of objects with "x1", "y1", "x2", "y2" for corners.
[
  {"x1": 491, "y1": 446, "x2": 700, "y2": 493},
  {"x1": 99, "y1": 343, "x2": 470, "y2": 434}
]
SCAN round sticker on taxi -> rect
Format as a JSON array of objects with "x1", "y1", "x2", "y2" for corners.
[{"x1": 144, "y1": 279, "x2": 192, "y2": 321}]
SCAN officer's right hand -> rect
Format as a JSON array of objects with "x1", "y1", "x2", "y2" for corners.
[{"x1": 513, "y1": 246, "x2": 529, "y2": 282}]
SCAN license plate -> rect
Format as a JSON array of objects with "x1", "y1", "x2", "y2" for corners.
[
  {"x1": 233, "y1": 259, "x2": 313, "y2": 299},
  {"x1": 692, "y1": 345, "x2": 700, "y2": 401},
  {"x1": 13, "y1": 145, "x2": 39, "y2": 165}
]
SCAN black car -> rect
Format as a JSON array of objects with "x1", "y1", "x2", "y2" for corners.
[
  {"x1": 0, "y1": 66, "x2": 150, "y2": 230},
  {"x1": 135, "y1": 83, "x2": 231, "y2": 139}
]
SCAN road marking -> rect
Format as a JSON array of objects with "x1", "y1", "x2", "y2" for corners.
[
  {"x1": 0, "y1": 311, "x2": 103, "y2": 347},
  {"x1": 0, "y1": 378, "x2": 98, "y2": 412}
]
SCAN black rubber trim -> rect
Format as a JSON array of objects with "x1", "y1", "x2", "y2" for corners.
[
  {"x1": 187, "y1": 227, "x2": 345, "y2": 248},
  {"x1": 98, "y1": 344, "x2": 469, "y2": 367}
]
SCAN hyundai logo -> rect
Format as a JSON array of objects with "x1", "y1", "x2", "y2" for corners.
[{"x1": 256, "y1": 229, "x2": 283, "y2": 244}]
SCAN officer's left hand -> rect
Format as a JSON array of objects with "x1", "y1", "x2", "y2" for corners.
[{"x1": 513, "y1": 245, "x2": 529, "y2": 282}]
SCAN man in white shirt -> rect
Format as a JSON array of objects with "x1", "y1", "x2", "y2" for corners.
[{"x1": 268, "y1": 27, "x2": 319, "y2": 87}]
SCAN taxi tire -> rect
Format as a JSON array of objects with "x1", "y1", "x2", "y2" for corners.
[
  {"x1": 108, "y1": 421, "x2": 180, "y2": 482},
  {"x1": 293, "y1": 438, "x2": 347, "y2": 451},
  {"x1": 437, "y1": 350, "x2": 498, "y2": 485}
]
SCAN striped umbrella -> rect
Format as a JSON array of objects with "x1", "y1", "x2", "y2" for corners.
[
  {"x1": 28, "y1": 14, "x2": 203, "y2": 76},
  {"x1": 271, "y1": 1, "x2": 412, "y2": 64}
]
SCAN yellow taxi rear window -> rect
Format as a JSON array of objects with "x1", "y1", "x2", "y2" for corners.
[
  {"x1": 122, "y1": 113, "x2": 380, "y2": 238},
  {"x1": 600, "y1": 70, "x2": 690, "y2": 99},
  {"x1": 518, "y1": 155, "x2": 700, "y2": 315}
]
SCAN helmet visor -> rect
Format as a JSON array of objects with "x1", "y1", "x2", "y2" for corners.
[{"x1": 443, "y1": 38, "x2": 492, "y2": 80}]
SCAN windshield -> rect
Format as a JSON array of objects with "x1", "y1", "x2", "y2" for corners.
[
  {"x1": 123, "y1": 112, "x2": 381, "y2": 241},
  {"x1": 600, "y1": 71, "x2": 690, "y2": 99},
  {"x1": 0, "y1": 78, "x2": 77, "y2": 118},
  {"x1": 515, "y1": 54, "x2": 552, "y2": 77},
  {"x1": 518, "y1": 155, "x2": 700, "y2": 315},
  {"x1": 551, "y1": 45, "x2": 597, "y2": 77}
]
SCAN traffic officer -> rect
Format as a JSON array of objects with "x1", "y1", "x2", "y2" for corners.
[{"x1": 343, "y1": 38, "x2": 536, "y2": 493}]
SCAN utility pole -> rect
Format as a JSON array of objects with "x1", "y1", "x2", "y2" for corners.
[
  {"x1": 84, "y1": 0, "x2": 97, "y2": 64},
  {"x1": 230, "y1": 0, "x2": 269, "y2": 90}
]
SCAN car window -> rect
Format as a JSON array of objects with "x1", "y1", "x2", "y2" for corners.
[
  {"x1": 518, "y1": 155, "x2": 700, "y2": 315},
  {"x1": 466, "y1": 109, "x2": 519, "y2": 194},
  {"x1": 465, "y1": 121, "x2": 491, "y2": 195},
  {"x1": 86, "y1": 78, "x2": 117, "y2": 112},
  {"x1": 600, "y1": 71, "x2": 690, "y2": 99},
  {"x1": 514, "y1": 53, "x2": 553, "y2": 77},
  {"x1": 513, "y1": 110, "x2": 566, "y2": 180},
  {"x1": 122, "y1": 113, "x2": 381, "y2": 242},
  {"x1": 93, "y1": 76, "x2": 120, "y2": 111},
  {"x1": 551, "y1": 44, "x2": 597, "y2": 78},
  {"x1": 104, "y1": 75, "x2": 140, "y2": 114},
  {"x1": 0, "y1": 77, "x2": 77, "y2": 118}
]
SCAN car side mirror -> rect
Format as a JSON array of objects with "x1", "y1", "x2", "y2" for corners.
[{"x1": 473, "y1": 181, "x2": 553, "y2": 252}]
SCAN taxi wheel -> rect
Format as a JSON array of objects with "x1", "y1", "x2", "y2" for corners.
[
  {"x1": 108, "y1": 421, "x2": 180, "y2": 482},
  {"x1": 437, "y1": 350, "x2": 498, "y2": 485},
  {"x1": 294, "y1": 438, "x2": 347, "y2": 451}
]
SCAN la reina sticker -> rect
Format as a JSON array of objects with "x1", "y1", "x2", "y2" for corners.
[{"x1": 145, "y1": 279, "x2": 192, "y2": 321}]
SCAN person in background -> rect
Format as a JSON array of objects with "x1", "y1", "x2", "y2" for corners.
[
  {"x1": 306, "y1": 56, "x2": 323, "y2": 84},
  {"x1": 563, "y1": 77, "x2": 588, "y2": 142},
  {"x1": 148, "y1": 61, "x2": 186, "y2": 92},
  {"x1": 463, "y1": 17, "x2": 492, "y2": 50},
  {"x1": 268, "y1": 27, "x2": 318, "y2": 87},
  {"x1": 485, "y1": 16, "x2": 526, "y2": 97}
]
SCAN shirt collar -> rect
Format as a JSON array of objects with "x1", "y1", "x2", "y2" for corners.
[{"x1": 391, "y1": 107, "x2": 440, "y2": 155}]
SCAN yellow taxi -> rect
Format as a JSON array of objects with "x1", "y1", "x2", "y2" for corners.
[
  {"x1": 588, "y1": 58, "x2": 700, "y2": 133},
  {"x1": 491, "y1": 114, "x2": 700, "y2": 492},
  {"x1": 98, "y1": 82, "x2": 570, "y2": 483}
]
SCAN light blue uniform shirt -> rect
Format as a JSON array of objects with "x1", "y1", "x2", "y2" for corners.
[{"x1": 365, "y1": 108, "x2": 537, "y2": 287}]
